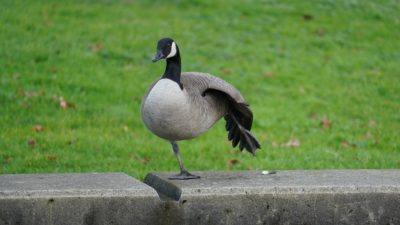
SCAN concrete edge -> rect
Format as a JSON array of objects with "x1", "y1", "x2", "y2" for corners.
[
  {"x1": 1, "y1": 170, "x2": 400, "y2": 225},
  {"x1": 145, "y1": 170, "x2": 400, "y2": 200}
]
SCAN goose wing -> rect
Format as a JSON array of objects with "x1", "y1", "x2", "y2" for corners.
[
  {"x1": 181, "y1": 72, "x2": 247, "y2": 104},
  {"x1": 181, "y1": 72, "x2": 261, "y2": 154}
]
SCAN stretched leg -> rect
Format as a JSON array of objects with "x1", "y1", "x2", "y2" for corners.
[{"x1": 169, "y1": 141, "x2": 200, "y2": 180}]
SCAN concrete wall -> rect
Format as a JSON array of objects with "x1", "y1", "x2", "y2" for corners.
[{"x1": 1, "y1": 170, "x2": 399, "y2": 225}]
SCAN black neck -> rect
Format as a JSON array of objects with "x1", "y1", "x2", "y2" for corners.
[{"x1": 162, "y1": 48, "x2": 182, "y2": 89}]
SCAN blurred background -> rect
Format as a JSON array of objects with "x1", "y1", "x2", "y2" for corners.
[{"x1": 0, "y1": 0, "x2": 399, "y2": 179}]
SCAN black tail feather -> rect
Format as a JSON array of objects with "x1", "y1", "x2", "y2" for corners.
[
  {"x1": 241, "y1": 128, "x2": 261, "y2": 155},
  {"x1": 225, "y1": 117, "x2": 234, "y2": 131},
  {"x1": 232, "y1": 129, "x2": 241, "y2": 147},
  {"x1": 227, "y1": 121, "x2": 237, "y2": 141},
  {"x1": 224, "y1": 109, "x2": 261, "y2": 155},
  {"x1": 207, "y1": 89, "x2": 260, "y2": 155}
]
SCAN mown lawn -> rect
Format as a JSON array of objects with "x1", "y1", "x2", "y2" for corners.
[{"x1": 1, "y1": 0, "x2": 399, "y2": 179}]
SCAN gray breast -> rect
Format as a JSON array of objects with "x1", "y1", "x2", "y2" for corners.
[{"x1": 141, "y1": 77, "x2": 227, "y2": 141}]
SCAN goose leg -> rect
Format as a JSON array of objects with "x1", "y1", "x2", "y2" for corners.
[{"x1": 169, "y1": 141, "x2": 200, "y2": 180}]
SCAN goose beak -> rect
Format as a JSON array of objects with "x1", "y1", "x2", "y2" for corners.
[{"x1": 152, "y1": 51, "x2": 164, "y2": 62}]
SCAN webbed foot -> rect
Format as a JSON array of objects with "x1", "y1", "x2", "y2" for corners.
[{"x1": 168, "y1": 170, "x2": 200, "y2": 180}]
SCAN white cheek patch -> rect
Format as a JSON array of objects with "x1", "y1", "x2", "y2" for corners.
[{"x1": 166, "y1": 42, "x2": 177, "y2": 58}]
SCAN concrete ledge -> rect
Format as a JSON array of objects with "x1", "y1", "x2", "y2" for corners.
[
  {"x1": 0, "y1": 173, "x2": 161, "y2": 225},
  {"x1": 0, "y1": 172, "x2": 156, "y2": 198},
  {"x1": 144, "y1": 170, "x2": 400, "y2": 225},
  {"x1": 1, "y1": 170, "x2": 399, "y2": 225}
]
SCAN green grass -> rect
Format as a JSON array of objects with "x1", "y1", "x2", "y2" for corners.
[{"x1": 1, "y1": 0, "x2": 399, "y2": 179}]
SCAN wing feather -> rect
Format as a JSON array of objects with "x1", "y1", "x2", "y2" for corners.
[{"x1": 181, "y1": 72, "x2": 261, "y2": 154}]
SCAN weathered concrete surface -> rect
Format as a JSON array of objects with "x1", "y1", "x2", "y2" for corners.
[
  {"x1": 1, "y1": 171, "x2": 399, "y2": 225},
  {"x1": 144, "y1": 170, "x2": 400, "y2": 225},
  {"x1": 0, "y1": 173, "x2": 162, "y2": 225}
]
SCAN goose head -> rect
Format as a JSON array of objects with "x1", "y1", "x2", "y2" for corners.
[{"x1": 152, "y1": 38, "x2": 178, "y2": 62}]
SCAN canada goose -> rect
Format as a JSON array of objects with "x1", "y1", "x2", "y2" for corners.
[{"x1": 141, "y1": 38, "x2": 261, "y2": 180}]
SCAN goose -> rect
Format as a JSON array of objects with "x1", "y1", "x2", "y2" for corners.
[{"x1": 141, "y1": 38, "x2": 261, "y2": 180}]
